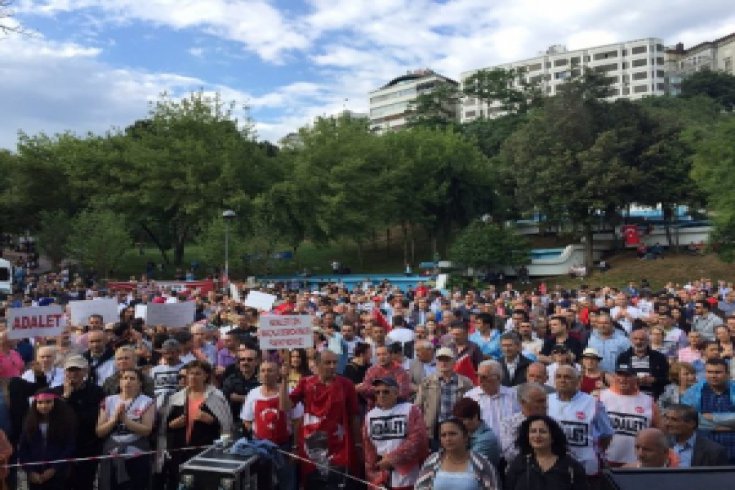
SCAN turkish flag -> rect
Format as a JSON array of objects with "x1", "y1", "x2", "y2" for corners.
[
  {"x1": 274, "y1": 302, "x2": 294, "y2": 315},
  {"x1": 372, "y1": 308, "x2": 391, "y2": 333},
  {"x1": 454, "y1": 354, "x2": 478, "y2": 385},
  {"x1": 254, "y1": 398, "x2": 289, "y2": 445}
]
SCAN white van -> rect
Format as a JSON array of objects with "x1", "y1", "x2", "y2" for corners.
[{"x1": 0, "y1": 258, "x2": 12, "y2": 295}]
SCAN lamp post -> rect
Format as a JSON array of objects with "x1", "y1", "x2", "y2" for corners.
[{"x1": 222, "y1": 210, "x2": 236, "y2": 285}]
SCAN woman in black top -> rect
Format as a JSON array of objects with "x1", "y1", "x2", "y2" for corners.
[
  {"x1": 506, "y1": 415, "x2": 588, "y2": 490},
  {"x1": 342, "y1": 342, "x2": 371, "y2": 385}
]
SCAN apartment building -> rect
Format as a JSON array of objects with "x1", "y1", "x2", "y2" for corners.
[
  {"x1": 368, "y1": 69, "x2": 458, "y2": 133},
  {"x1": 461, "y1": 38, "x2": 666, "y2": 123},
  {"x1": 665, "y1": 33, "x2": 735, "y2": 95}
]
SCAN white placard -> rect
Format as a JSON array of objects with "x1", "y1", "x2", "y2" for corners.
[
  {"x1": 436, "y1": 273, "x2": 448, "y2": 290},
  {"x1": 134, "y1": 304, "x2": 147, "y2": 320},
  {"x1": 7, "y1": 305, "x2": 66, "y2": 339},
  {"x1": 244, "y1": 291, "x2": 276, "y2": 311},
  {"x1": 258, "y1": 315, "x2": 314, "y2": 350},
  {"x1": 141, "y1": 302, "x2": 196, "y2": 329},
  {"x1": 69, "y1": 298, "x2": 119, "y2": 326},
  {"x1": 230, "y1": 283, "x2": 241, "y2": 302}
]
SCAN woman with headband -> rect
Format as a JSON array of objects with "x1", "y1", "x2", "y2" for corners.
[
  {"x1": 96, "y1": 368, "x2": 155, "y2": 490},
  {"x1": 17, "y1": 388, "x2": 77, "y2": 490}
]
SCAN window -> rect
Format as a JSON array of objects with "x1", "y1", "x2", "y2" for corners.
[
  {"x1": 594, "y1": 63, "x2": 618, "y2": 73},
  {"x1": 554, "y1": 59, "x2": 568, "y2": 67},
  {"x1": 632, "y1": 72, "x2": 648, "y2": 80},
  {"x1": 622, "y1": 49, "x2": 628, "y2": 56},
  {"x1": 530, "y1": 75, "x2": 543, "y2": 84},
  {"x1": 623, "y1": 87, "x2": 630, "y2": 95},
  {"x1": 571, "y1": 56, "x2": 581, "y2": 65},
  {"x1": 656, "y1": 57, "x2": 664, "y2": 65},
  {"x1": 554, "y1": 71, "x2": 570, "y2": 80},
  {"x1": 631, "y1": 46, "x2": 647, "y2": 55},
  {"x1": 724, "y1": 57, "x2": 733, "y2": 72},
  {"x1": 545, "y1": 62, "x2": 551, "y2": 68},
  {"x1": 0, "y1": 268, "x2": 9, "y2": 281},
  {"x1": 528, "y1": 63, "x2": 543, "y2": 71},
  {"x1": 593, "y1": 50, "x2": 618, "y2": 61},
  {"x1": 571, "y1": 68, "x2": 581, "y2": 77},
  {"x1": 633, "y1": 85, "x2": 648, "y2": 93},
  {"x1": 657, "y1": 83, "x2": 665, "y2": 91},
  {"x1": 632, "y1": 58, "x2": 647, "y2": 67},
  {"x1": 622, "y1": 62, "x2": 628, "y2": 69},
  {"x1": 656, "y1": 70, "x2": 665, "y2": 78},
  {"x1": 656, "y1": 44, "x2": 665, "y2": 52},
  {"x1": 464, "y1": 110, "x2": 476, "y2": 118},
  {"x1": 584, "y1": 55, "x2": 591, "y2": 62}
]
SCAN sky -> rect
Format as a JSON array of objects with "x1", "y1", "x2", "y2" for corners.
[{"x1": 1, "y1": 0, "x2": 735, "y2": 149}]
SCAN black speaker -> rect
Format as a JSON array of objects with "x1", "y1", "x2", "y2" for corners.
[{"x1": 603, "y1": 467, "x2": 735, "y2": 490}]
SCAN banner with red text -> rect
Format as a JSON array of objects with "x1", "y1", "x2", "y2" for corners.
[
  {"x1": 258, "y1": 315, "x2": 314, "y2": 350},
  {"x1": 8, "y1": 305, "x2": 66, "y2": 339}
]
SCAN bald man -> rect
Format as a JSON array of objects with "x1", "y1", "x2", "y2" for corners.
[{"x1": 627, "y1": 428, "x2": 676, "y2": 468}]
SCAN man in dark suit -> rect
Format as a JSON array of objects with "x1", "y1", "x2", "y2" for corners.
[
  {"x1": 665, "y1": 403, "x2": 729, "y2": 467},
  {"x1": 499, "y1": 332, "x2": 532, "y2": 387}
]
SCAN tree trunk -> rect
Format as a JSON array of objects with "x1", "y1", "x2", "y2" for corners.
[
  {"x1": 583, "y1": 222, "x2": 594, "y2": 273},
  {"x1": 663, "y1": 205, "x2": 675, "y2": 251},
  {"x1": 386, "y1": 227, "x2": 391, "y2": 256},
  {"x1": 140, "y1": 223, "x2": 170, "y2": 264},
  {"x1": 356, "y1": 239, "x2": 364, "y2": 268},
  {"x1": 401, "y1": 222, "x2": 408, "y2": 264},
  {"x1": 410, "y1": 223, "x2": 416, "y2": 264}
]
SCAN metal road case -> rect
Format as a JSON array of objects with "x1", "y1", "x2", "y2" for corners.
[{"x1": 178, "y1": 445, "x2": 260, "y2": 490}]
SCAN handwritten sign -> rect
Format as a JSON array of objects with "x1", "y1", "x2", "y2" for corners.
[
  {"x1": 244, "y1": 291, "x2": 276, "y2": 311},
  {"x1": 69, "y1": 298, "x2": 119, "y2": 326},
  {"x1": 258, "y1": 315, "x2": 314, "y2": 350},
  {"x1": 230, "y1": 283, "x2": 241, "y2": 302},
  {"x1": 8, "y1": 305, "x2": 66, "y2": 339},
  {"x1": 136, "y1": 302, "x2": 196, "y2": 329}
]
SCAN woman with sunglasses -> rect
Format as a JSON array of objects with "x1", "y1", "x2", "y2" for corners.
[
  {"x1": 96, "y1": 368, "x2": 155, "y2": 490},
  {"x1": 17, "y1": 388, "x2": 77, "y2": 490}
]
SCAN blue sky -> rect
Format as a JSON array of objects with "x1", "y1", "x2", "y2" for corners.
[{"x1": 1, "y1": 0, "x2": 734, "y2": 148}]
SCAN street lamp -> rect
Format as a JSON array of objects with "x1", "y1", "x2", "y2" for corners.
[{"x1": 222, "y1": 210, "x2": 236, "y2": 285}]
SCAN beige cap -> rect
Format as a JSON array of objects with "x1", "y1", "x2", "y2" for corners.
[
  {"x1": 64, "y1": 354, "x2": 89, "y2": 370},
  {"x1": 435, "y1": 347, "x2": 455, "y2": 360}
]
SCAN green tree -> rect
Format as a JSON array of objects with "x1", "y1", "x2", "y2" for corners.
[
  {"x1": 66, "y1": 209, "x2": 131, "y2": 277},
  {"x1": 406, "y1": 81, "x2": 461, "y2": 130},
  {"x1": 691, "y1": 115, "x2": 735, "y2": 261},
  {"x1": 36, "y1": 210, "x2": 73, "y2": 269},
  {"x1": 462, "y1": 68, "x2": 543, "y2": 114},
  {"x1": 501, "y1": 70, "x2": 647, "y2": 269},
  {"x1": 102, "y1": 91, "x2": 272, "y2": 265},
  {"x1": 449, "y1": 221, "x2": 530, "y2": 270},
  {"x1": 681, "y1": 69, "x2": 735, "y2": 110}
]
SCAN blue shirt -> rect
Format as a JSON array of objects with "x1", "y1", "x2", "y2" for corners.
[
  {"x1": 469, "y1": 330, "x2": 501, "y2": 360},
  {"x1": 700, "y1": 384, "x2": 735, "y2": 463},
  {"x1": 586, "y1": 330, "x2": 631, "y2": 373},
  {"x1": 673, "y1": 433, "x2": 697, "y2": 468}
]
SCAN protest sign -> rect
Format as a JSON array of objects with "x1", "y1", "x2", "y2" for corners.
[
  {"x1": 134, "y1": 304, "x2": 147, "y2": 321},
  {"x1": 69, "y1": 298, "x2": 119, "y2": 326},
  {"x1": 230, "y1": 283, "x2": 241, "y2": 302},
  {"x1": 138, "y1": 302, "x2": 196, "y2": 329},
  {"x1": 258, "y1": 315, "x2": 313, "y2": 350},
  {"x1": 8, "y1": 305, "x2": 66, "y2": 339},
  {"x1": 436, "y1": 273, "x2": 448, "y2": 290},
  {"x1": 244, "y1": 291, "x2": 276, "y2": 311}
]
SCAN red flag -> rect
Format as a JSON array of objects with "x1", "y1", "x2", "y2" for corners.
[
  {"x1": 274, "y1": 302, "x2": 294, "y2": 315},
  {"x1": 253, "y1": 397, "x2": 289, "y2": 445},
  {"x1": 454, "y1": 355, "x2": 478, "y2": 385},
  {"x1": 371, "y1": 307, "x2": 391, "y2": 333}
]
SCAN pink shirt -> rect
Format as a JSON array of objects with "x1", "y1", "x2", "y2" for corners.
[{"x1": 678, "y1": 347, "x2": 700, "y2": 363}]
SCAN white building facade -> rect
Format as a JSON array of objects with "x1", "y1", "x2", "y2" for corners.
[
  {"x1": 368, "y1": 69, "x2": 458, "y2": 133},
  {"x1": 461, "y1": 38, "x2": 667, "y2": 123},
  {"x1": 665, "y1": 33, "x2": 735, "y2": 95}
]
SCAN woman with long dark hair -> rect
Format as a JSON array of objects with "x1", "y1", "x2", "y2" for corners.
[
  {"x1": 506, "y1": 415, "x2": 588, "y2": 490},
  {"x1": 17, "y1": 388, "x2": 77, "y2": 490},
  {"x1": 287, "y1": 348, "x2": 311, "y2": 391}
]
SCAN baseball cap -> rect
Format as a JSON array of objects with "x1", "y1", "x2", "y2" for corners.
[
  {"x1": 615, "y1": 364, "x2": 636, "y2": 375},
  {"x1": 372, "y1": 377, "x2": 399, "y2": 389},
  {"x1": 581, "y1": 347, "x2": 602, "y2": 360},
  {"x1": 161, "y1": 339, "x2": 181, "y2": 351},
  {"x1": 64, "y1": 355, "x2": 89, "y2": 370},
  {"x1": 436, "y1": 347, "x2": 455, "y2": 360}
]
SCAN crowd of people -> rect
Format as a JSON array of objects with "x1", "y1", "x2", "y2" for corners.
[{"x1": 1, "y1": 272, "x2": 735, "y2": 490}]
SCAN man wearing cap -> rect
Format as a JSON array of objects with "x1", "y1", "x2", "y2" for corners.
[
  {"x1": 586, "y1": 312, "x2": 631, "y2": 374},
  {"x1": 415, "y1": 347, "x2": 474, "y2": 445},
  {"x1": 465, "y1": 360, "x2": 520, "y2": 437},
  {"x1": 599, "y1": 366, "x2": 661, "y2": 467},
  {"x1": 51, "y1": 354, "x2": 105, "y2": 490},
  {"x1": 357, "y1": 345, "x2": 412, "y2": 407},
  {"x1": 363, "y1": 377, "x2": 428, "y2": 490},
  {"x1": 548, "y1": 365, "x2": 614, "y2": 477},
  {"x1": 616, "y1": 329, "x2": 669, "y2": 400},
  {"x1": 149, "y1": 338, "x2": 185, "y2": 409}
]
